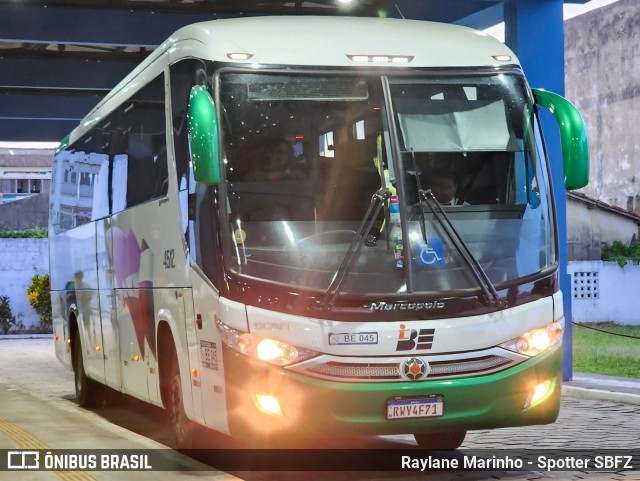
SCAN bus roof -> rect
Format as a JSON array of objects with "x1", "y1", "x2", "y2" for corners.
[
  {"x1": 71, "y1": 16, "x2": 519, "y2": 145},
  {"x1": 172, "y1": 16, "x2": 517, "y2": 68}
]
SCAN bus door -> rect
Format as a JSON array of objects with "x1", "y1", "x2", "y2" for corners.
[
  {"x1": 96, "y1": 216, "x2": 121, "y2": 389},
  {"x1": 189, "y1": 273, "x2": 229, "y2": 434},
  {"x1": 182, "y1": 287, "x2": 204, "y2": 425}
]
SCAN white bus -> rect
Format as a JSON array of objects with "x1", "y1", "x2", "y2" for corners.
[{"x1": 49, "y1": 15, "x2": 589, "y2": 449}]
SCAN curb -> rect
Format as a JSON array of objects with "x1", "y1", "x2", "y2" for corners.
[
  {"x1": 562, "y1": 385, "x2": 640, "y2": 406},
  {"x1": 0, "y1": 334, "x2": 52, "y2": 340}
]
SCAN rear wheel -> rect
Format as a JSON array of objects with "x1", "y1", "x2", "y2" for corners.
[
  {"x1": 73, "y1": 331, "x2": 102, "y2": 408},
  {"x1": 414, "y1": 431, "x2": 466, "y2": 450},
  {"x1": 166, "y1": 354, "x2": 194, "y2": 449}
]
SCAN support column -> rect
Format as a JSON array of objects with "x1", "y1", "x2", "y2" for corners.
[{"x1": 505, "y1": 0, "x2": 573, "y2": 380}]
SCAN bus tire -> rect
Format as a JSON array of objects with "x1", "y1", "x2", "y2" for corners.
[
  {"x1": 73, "y1": 331, "x2": 102, "y2": 408},
  {"x1": 414, "y1": 430, "x2": 466, "y2": 450},
  {"x1": 166, "y1": 354, "x2": 194, "y2": 449}
]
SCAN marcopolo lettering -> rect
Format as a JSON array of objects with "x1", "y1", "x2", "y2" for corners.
[{"x1": 370, "y1": 301, "x2": 445, "y2": 311}]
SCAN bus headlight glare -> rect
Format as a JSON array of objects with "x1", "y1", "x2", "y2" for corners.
[
  {"x1": 257, "y1": 338, "x2": 282, "y2": 361},
  {"x1": 531, "y1": 330, "x2": 551, "y2": 351},
  {"x1": 216, "y1": 318, "x2": 316, "y2": 366},
  {"x1": 500, "y1": 321, "x2": 563, "y2": 357}
]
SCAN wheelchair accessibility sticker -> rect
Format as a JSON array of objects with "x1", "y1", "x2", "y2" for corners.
[{"x1": 417, "y1": 238, "x2": 445, "y2": 267}]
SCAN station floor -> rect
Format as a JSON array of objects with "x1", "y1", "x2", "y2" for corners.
[{"x1": 1, "y1": 337, "x2": 638, "y2": 481}]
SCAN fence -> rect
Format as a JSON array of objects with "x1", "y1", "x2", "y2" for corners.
[
  {"x1": 0, "y1": 238, "x2": 49, "y2": 328},
  {"x1": 568, "y1": 260, "x2": 640, "y2": 325}
]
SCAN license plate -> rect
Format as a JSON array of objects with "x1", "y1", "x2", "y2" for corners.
[
  {"x1": 387, "y1": 396, "x2": 444, "y2": 420},
  {"x1": 328, "y1": 332, "x2": 378, "y2": 345},
  {"x1": 200, "y1": 341, "x2": 218, "y2": 370}
]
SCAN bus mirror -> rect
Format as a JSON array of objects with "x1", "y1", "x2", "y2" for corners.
[
  {"x1": 188, "y1": 85, "x2": 220, "y2": 185},
  {"x1": 533, "y1": 89, "x2": 589, "y2": 190}
]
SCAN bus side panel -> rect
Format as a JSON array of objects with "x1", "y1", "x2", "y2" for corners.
[
  {"x1": 51, "y1": 290, "x2": 71, "y2": 370},
  {"x1": 110, "y1": 194, "x2": 191, "y2": 404},
  {"x1": 51, "y1": 223, "x2": 105, "y2": 383},
  {"x1": 49, "y1": 230, "x2": 72, "y2": 369}
]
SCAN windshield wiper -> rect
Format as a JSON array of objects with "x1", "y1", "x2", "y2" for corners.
[
  {"x1": 418, "y1": 188, "x2": 503, "y2": 307},
  {"x1": 410, "y1": 150, "x2": 429, "y2": 245},
  {"x1": 324, "y1": 187, "x2": 390, "y2": 308}
]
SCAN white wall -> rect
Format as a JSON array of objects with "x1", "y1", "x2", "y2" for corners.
[
  {"x1": 0, "y1": 238, "x2": 49, "y2": 328},
  {"x1": 569, "y1": 260, "x2": 640, "y2": 325}
]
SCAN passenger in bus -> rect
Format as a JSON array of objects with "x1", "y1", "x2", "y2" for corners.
[
  {"x1": 425, "y1": 169, "x2": 469, "y2": 206},
  {"x1": 243, "y1": 138, "x2": 306, "y2": 181}
]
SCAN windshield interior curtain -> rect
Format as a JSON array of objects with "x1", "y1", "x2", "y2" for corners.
[{"x1": 395, "y1": 99, "x2": 520, "y2": 152}]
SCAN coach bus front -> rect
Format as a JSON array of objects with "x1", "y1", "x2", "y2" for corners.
[{"x1": 190, "y1": 68, "x2": 587, "y2": 447}]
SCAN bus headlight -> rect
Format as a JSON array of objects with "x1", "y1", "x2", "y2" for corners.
[
  {"x1": 500, "y1": 321, "x2": 563, "y2": 357},
  {"x1": 216, "y1": 318, "x2": 318, "y2": 366}
]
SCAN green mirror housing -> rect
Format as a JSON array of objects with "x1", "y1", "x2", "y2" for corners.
[
  {"x1": 533, "y1": 89, "x2": 589, "y2": 190},
  {"x1": 56, "y1": 134, "x2": 70, "y2": 155},
  {"x1": 188, "y1": 85, "x2": 220, "y2": 185}
]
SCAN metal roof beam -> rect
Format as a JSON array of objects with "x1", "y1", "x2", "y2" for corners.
[
  {"x1": 0, "y1": 92, "x2": 103, "y2": 122},
  {"x1": 0, "y1": 56, "x2": 140, "y2": 91},
  {"x1": 0, "y1": 119, "x2": 78, "y2": 141},
  {"x1": 0, "y1": 3, "x2": 213, "y2": 47},
  {"x1": 0, "y1": 1, "x2": 385, "y2": 48}
]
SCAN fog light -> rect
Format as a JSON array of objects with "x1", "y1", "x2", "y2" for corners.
[
  {"x1": 525, "y1": 379, "x2": 554, "y2": 409},
  {"x1": 254, "y1": 393, "x2": 282, "y2": 417}
]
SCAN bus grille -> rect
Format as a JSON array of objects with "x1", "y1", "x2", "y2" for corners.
[{"x1": 304, "y1": 355, "x2": 516, "y2": 382}]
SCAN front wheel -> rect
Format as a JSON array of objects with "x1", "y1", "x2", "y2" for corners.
[
  {"x1": 414, "y1": 431, "x2": 466, "y2": 450},
  {"x1": 73, "y1": 331, "x2": 102, "y2": 408},
  {"x1": 166, "y1": 356, "x2": 194, "y2": 449}
]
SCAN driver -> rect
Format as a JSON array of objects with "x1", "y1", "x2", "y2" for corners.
[
  {"x1": 425, "y1": 170, "x2": 468, "y2": 206},
  {"x1": 244, "y1": 138, "x2": 306, "y2": 182}
]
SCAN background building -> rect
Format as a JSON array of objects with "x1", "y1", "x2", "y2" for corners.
[
  {"x1": 0, "y1": 145, "x2": 53, "y2": 230},
  {"x1": 565, "y1": 0, "x2": 640, "y2": 213}
]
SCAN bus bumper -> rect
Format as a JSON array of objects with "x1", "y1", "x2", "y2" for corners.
[{"x1": 224, "y1": 344, "x2": 562, "y2": 438}]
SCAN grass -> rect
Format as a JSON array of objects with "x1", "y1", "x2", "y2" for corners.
[{"x1": 572, "y1": 323, "x2": 640, "y2": 378}]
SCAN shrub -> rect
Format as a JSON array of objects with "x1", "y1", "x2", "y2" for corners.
[
  {"x1": 27, "y1": 273, "x2": 52, "y2": 329},
  {"x1": 0, "y1": 295, "x2": 19, "y2": 334},
  {"x1": 0, "y1": 228, "x2": 48, "y2": 238},
  {"x1": 602, "y1": 239, "x2": 640, "y2": 267}
]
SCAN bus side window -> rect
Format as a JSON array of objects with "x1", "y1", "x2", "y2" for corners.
[
  {"x1": 170, "y1": 59, "x2": 221, "y2": 284},
  {"x1": 50, "y1": 134, "x2": 109, "y2": 234},
  {"x1": 110, "y1": 74, "x2": 167, "y2": 213},
  {"x1": 170, "y1": 59, "x2": 208, "y2": 193}
]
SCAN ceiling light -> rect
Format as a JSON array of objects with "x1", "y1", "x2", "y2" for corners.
[
  {"x1": 227, "y1": 53, "x2": 253, "y2": 61},
  {"x1": 492, "y1": 55, "x2": 512, "y2": 62}
]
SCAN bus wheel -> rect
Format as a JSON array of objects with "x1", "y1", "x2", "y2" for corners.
[
  {"x1": 73, "y1": 331, "x2": 102, "y2": 408},
  {"x1": 414, "y1": 431, "x2": 466, "y2": 450},
  {"x1": 167, "y1": 357, "x2": 194, "y2": 449}
]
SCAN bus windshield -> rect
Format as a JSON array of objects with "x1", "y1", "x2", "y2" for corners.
[{"x1": 219, "y1": 71, "x2": 555, "y2": 298}]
